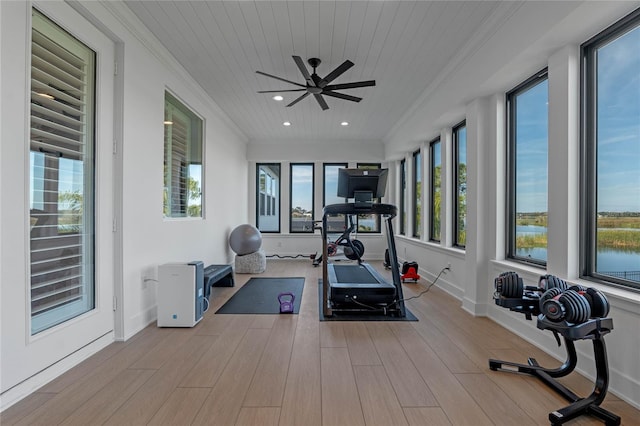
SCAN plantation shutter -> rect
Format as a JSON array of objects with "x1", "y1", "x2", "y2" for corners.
[
  {"x1": 29, "y1": 10, "x2": 96, "y2": 333},
  {"x1": 165, "y1": 107, "x2": 190, "y2": 216}
]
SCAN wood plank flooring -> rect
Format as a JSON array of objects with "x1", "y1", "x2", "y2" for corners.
[{"x1": 2, "y1": 260, "x2": 639, "y2": 425}]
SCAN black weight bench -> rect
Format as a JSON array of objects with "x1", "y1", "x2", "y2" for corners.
[{"x1": 204, "y1": 264, "x2": 234, "y2": 300}]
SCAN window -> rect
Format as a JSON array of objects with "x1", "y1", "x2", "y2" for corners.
[
  {"x1": 29, "y1": 10, "x2": 96, "y2": 334},
  {"x1": 290, "y1": 163, "x2": 314, "y2": 233},
  {"x1": 583, "y1": 9, "x2": 640, "y2": 288},
  {"x1": 507, "y1": 71, "x2": 549, "y2": 265},
  {"x1": 453, "y1": 122, "x2": 467, "y2": 248},
  {"x1": 412, "y1": 150, "x2": 422, "y2": 238},
  {"x1": 356, "y1": 163, "x2": 382, "y2": 233},
  {"x1": 257, "y1": 163, "x2": 280, "y2": 232},
  {"x1": 163, "y1": 92, "x2": 203, "y2": 218},
  {"x1": 429, "y1": 138, "x2": 441, "y2": 242},
  {"x1": 323, "y1": 163, "x2": 348, "y2": 232},
  {"x1": 399, "y1": 159, "x2": 406, "y2": 235}
]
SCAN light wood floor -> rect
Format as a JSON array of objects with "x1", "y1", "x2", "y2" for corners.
[{"x1": 3, "y1": 260, "x2": 639, "y2": 425}]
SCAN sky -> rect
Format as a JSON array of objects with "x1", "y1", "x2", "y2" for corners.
[{"x1": 516, "y1": 23, "x2": 639, "y2": 214}]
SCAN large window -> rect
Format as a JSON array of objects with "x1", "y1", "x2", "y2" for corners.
[
  {"x1": 257, "y1": 163, "x2": 280, "y2": 232},
  {"x1": 453, "y1": 122, "x2": 467, "y2": 248},
  {"x1": 412, "y1": 150, "x2": 422, "y2": 238},
  {"x1": 356, "y1": 163, "x2": 382, "y2": 233},
  {"x1": 399, "y1": 159, "x2": 406, "y2": 235},
  {"x1": 163, "y1": 92, "x2": 203, "y2": 218},
  {"x1": 290, "y1": 163, "x2": 314, "y2": 233},
  {"x1": 29, "y1": 10, "x2": 96, "y2": 334},
  {"x1": 583, "y1": 9, "x2": 640, "y2": 288},
  {"x1": 429, "y1": 138, "x2": 441, "y2": 242},
  {"x1": 323, "y1": 163, "x2": 348, "y2": 232},
  {"x1": 507, "y1": 71, "x2": 549, "y2": 265}
]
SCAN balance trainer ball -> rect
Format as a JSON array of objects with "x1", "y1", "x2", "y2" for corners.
[{"x1": 229, "y1": 224, "x2": 262, "y2": 255}]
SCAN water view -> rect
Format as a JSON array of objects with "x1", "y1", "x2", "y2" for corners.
[{"x1": 515, "y1": 224, "x2": 640, "y2": 281}]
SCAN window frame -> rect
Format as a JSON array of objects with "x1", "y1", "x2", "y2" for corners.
[
  {"x1": 506, "y1": 69, "x2": 549, "y2": 267},
  {"x1": 289, "y1": 163, "x2": 315, "y2": 234},
  {"x1": 356, "y1": 162, "x2": 382, "y2": 233},
  {"x1": 399, "y1": 159, "x2": 406, "y2": 235},
  {"x1": 412, "y1": 149, "x2": 422, "y2": 239},
  {"x1": 429, "y1": 138, "x2": 441, "y2": 243},
  {"x1": 581, "y1": 8, "x2": 640, "y2": 290},
  {"x1": 256, "y1": 163, "x2": 281, "y2": 233},
  {"x1": 163, "y1": 91, "x2": 204, "y2": 218},
  {"x1": 323, "y1": 162, "x2": 348, "y2": 232},
  {"x1": 29, "y1": 9, "x2": 97, "y2": 334},
  {"x1": 453, "y1": 121, "x2": 467, "y2": 249}
]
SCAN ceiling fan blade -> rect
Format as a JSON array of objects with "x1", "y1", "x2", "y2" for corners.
[
  {"x1": 256, "y1": 70, "x2": 305, "y2": 88},
  {"x1": 257, "y1": 89, "x2": 307, "y2": 93},
  {"x1": 314, "y1": 94, "x2": 329, "y2": 110},
  {"x1": 324, "y1": 80, "x2": 376, "y2": 91},
  {"x1": 292, "y1": 56, "x2": 315, "y2": 87},
  {"x1": 319, "y1": 60, "x2": 354, "y2": 87},
  {"x1": 322, "y1": 91, "x2": 362, "y2": 103},
  {"x1": 287, "y1": 92, "x2": 310, "y2": 107}
]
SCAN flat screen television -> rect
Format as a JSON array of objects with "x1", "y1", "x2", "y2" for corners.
[{"x1": 336, "y1": 168, "x2": 388, "y2": 202}]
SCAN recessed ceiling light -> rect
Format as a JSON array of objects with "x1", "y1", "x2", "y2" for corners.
[
  {"x1": 341, "y1": 121, "x2": 349, "y2": 126},
  {"x1": 164, "y1": 120, "x2": 173, "y2": 125},
  {"x1": 273, "y1": 95, "x2": 284, "y2": 101},
  {"x1": 37, "y1": 93, "x2": 55, "y2": 100},
  {"x1": 283, "y1": 121, "x2": 291, "y2": 126}
]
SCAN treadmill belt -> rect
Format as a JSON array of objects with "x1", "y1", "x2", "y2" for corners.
[{"x1": 333, "y1": 264, "x2": 379, "y2": 284}]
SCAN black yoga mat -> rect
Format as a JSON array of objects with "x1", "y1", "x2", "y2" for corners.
[
  {"x1": 318, "y1": 279, "x2": 418, "y2": 322},
  {"x1": 215, "y1": 277, "x2": 304, "y2": 314}
]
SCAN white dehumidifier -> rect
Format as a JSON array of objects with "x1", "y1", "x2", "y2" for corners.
[{"x1": 157, "y1": 261, "x2": 205, "y2": 327}]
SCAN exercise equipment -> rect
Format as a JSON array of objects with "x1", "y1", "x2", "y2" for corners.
[
  {"x1": 278, "y1": 292, "x2": 295, "y2": 314},
  {"x1": 491, "y1": 272, "x2": 620, "y2": 425},
  {"x1": 401, "y1": 261, "x2": 420, "y2": 283},
  {"x1": 312, "y1": 215, "x2": 364, "y2": 266},
  {"x1": 321, "y1": 168, "x2": 406, "y2": 318},
  {"x1": 229, "y1": 224, "x2": 262, "y2": 255}
]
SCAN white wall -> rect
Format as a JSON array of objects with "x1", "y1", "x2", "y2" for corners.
[
  {"x1": 381, "y1": 0, "x2": 640, "y2": 409},
  {"x1": 1, "y1": 0, "x2": 247, "y2": 408},
  {"x1": 247, "y1": 140, "x2": 390, "y2": 262}
]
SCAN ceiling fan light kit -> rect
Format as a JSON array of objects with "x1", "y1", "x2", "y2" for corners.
[{"x1": 257, "y1": 56, "x2": 376, "y2": 111}]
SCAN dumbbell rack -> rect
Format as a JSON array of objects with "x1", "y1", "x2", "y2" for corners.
[{"x1": 490, "y1": 297, "x2": 620, "y2": 425}]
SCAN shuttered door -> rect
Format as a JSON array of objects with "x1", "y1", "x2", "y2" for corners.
[{"x1": 29, "y1": 10, "x2": 96, "y2": 334}]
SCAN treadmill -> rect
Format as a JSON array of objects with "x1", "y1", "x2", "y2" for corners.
[{"x1": 321, "y1": 169, "x2": 406, "y2": 318}]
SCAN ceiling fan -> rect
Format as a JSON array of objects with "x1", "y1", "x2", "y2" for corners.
[{"x1": 256, "y1": 56, "x2": 375, "y2": 111}]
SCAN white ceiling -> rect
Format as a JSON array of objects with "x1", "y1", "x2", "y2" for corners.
[{"x1": 124, "y1": 1, "x2": 507, "y2": 144}]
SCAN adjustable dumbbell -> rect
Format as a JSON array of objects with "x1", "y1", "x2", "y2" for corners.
[
  {"x1": 540, "y1": 286, "x2": 609, "y2": 324},
  {"x1": 494, "y1": 272, "x2": 524, "y2": 298},
  {"x1": 495, "y1": 272, "x2": 568, "y2": 299}
]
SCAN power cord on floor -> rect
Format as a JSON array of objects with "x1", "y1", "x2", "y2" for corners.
[
  {"x1": 344, "y1": 265, "x2": 450, "y2": 312},
  {"x1": 266, "y1": 254, "x2": 313, "y2": 259}
]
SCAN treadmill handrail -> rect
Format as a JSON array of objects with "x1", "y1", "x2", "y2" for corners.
[{"x1": 323, "y1": 203, "x2": 397, "y2": 218}]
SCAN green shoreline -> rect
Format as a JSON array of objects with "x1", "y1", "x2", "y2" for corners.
[{"x1": 516, "y1": 230, "x2": 640, "y2": 251}]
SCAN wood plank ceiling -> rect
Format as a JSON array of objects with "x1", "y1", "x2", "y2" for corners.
[{"x1": 124, "y1": 1, "x2": 504, "y2": 144}]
